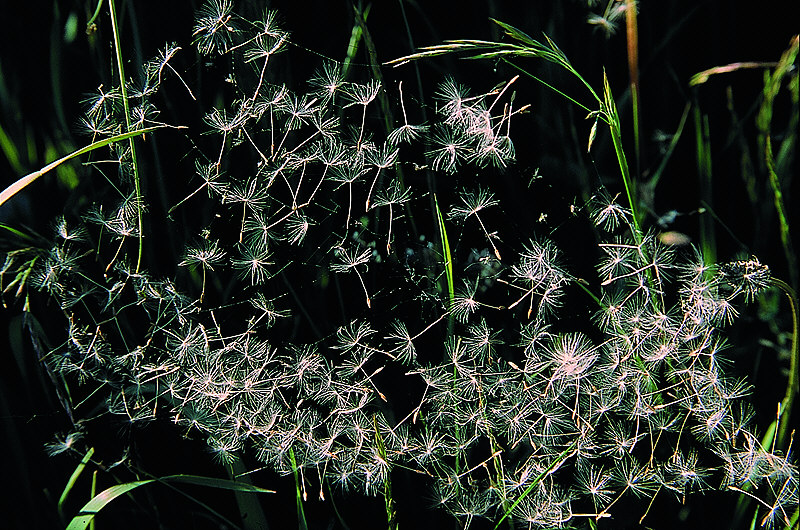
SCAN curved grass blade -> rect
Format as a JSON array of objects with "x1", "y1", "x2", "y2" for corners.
[
  {"x1": 0, "y1": 126, "x2": 171, "y2": 207},
  {"x1": 65, "y1": 474, "x2": 274, "y2": 530}
]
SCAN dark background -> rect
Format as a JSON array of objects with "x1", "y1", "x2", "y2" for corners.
[{"x1": 0, "y1": 1, "x2": 797, "y2": 529}]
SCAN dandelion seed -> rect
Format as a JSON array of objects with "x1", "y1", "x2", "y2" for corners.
[
  {"x1": 575, "y1": 464, "x2": 614, "y2": 509},
  {"x1": 169, "y1": 161, "x2": 229, "y2": 214},
  {"x1": 53, "y1": 216, "x2": 87, "y2": 243},
  {"x1": 330, "y1": 163, "x2": 369, "y2": 244},
  {"x1": 283, "y1": 211, "x2": 312, "y2": 245},
  {"x1": 508, "y1": 238, "x2": 568, "y2": 318},
  {"x1": 309, "y1": 61, "x2": 346, "y2": 104},
  {"x1": 719, "y1": 257, "x2": 771, "y2": 302},
  {"x1": 44, "y1": 431, "x2": 84, "y2": 457},
  {"x1": 330, "y1": 246, "x2": 372, "y2": 308},
  {"x1": 193, "y1": 0, "x2": 238, "y2": 55},
  {"x1": 364, "y1": 143, "x2": 398, "y2": 211},
  {"x1": 426, "y1": 124, "x2": 470, "y2": 173},
  {"x1": 463, "y1": 318, "x2": 502, "y2": 363},
  {"x1": 207, "y1": 433, "x2": 241, "y2": 464},
  {"x1": 387, "y1": 81, "x2": 428, "y2": 146},
  {"x1": 472, "y1": 132, "x2": 515, "y2": 168},
  {"x1": 230, "y1": 241, "x2": 273, "y2": 284},
  {"x1": 449, "y1": 187, "x2": 501, "y2": 259},
  {"x1": 545, "y1": 332, "x2": 598, "y2": 388},
  {"x1": 179, "y1": 238, "x2": 225, "y2": 302},
  {"x1": 204, "y1": 105, "x2": 249, "y2": 136},
  {"x1": 344, "y1": 80, "x2": 381, "y2": 148},
  {"x1": 586, "y1": 2, "x2": 628, "y2": 38},
  {"x1": 435, "y1": 77, "x2": 477, "y2": 126},
  {"x1": 611, "y1": 457, "x2": 658, "y2": 499},
  {"x1": 371, "y1": 179, "x2": 411, "y2": 254},
  {"x1": 224, "y1": 177, "x2": 269, "y2": 241},
  {"x1": 590, "y1": 191, "x2": 630, "y2": 232},
  {"x1": 277, "y1": 93, "x2": 319, "y2": 133}
]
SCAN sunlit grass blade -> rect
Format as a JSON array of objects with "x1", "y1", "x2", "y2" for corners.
[
  {"x1": 58, "y1": 447, "x2": 95, "y2": 524},
  {"x1": 493, "y1": 438, "x2": 579, "y2": 529},
  {"x1": 0, "y1": 126, "x2": 172, "y2": 207},
  {"x1": 289, "y1": 448, "x2": 309, "y2": 530},
  {"x1": 693, "y1": 103, "x2": 716, "y2": 266},
  {"x1": 434, "y1": 193, "x2": 454, "y2": 337},
  {"x1": 0, "y1": 118, "x2": 24, "y2": 175},
  {"x1": 65, "y1": 474, "x2": 275, "y2": 530},
  {"x1": 375, "y1": 416, "x2": 398, "y2": 530}
]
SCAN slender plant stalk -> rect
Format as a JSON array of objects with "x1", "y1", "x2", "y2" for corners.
[
  {"x1": 86, "y1": 0, "x2": 104, "y2": 28},
  {"x1": 625, "y1": 0, "x2": 641, "y2": 177},
  {"x1": 765, "y1": 278, "x2": 799, "y2": 450},
  {"x1": 645, "y1": 102, "x2": 691, "y2": 191},
  {"x1": 108, "y1": 0, "x2": 144, "y2": 272}
]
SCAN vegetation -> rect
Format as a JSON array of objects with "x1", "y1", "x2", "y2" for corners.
[{"x1": 0, "y1": 1, "x2": 796, "y2": 529}]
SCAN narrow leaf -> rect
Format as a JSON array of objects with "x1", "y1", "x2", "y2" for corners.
[
  {"x1": 0, "y1": 126, "x2": 174, "y2": 207},
  {"x1": 66, "y1": 474, "x2": 274, "y2": 530}
]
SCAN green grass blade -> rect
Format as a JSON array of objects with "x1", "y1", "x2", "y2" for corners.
[
  {"x1": 0, "y1": 223, "x2": 37, "y2": 242},
  {"x1": 0, "y1": 120, "x2": 24, "y2": 175},
  {"x1": 58, "y1": 447, "x2": 95, "y2": 523},
  {"x1": 227, "y1": 454, "x2": 270, "y2": 530},
  {"x1": 66, "y1": 478, "x2": 155, "y2": 530},
  {"x1": 490, "y1": 18, "x2": 539, "y2": 48},
  {"x1": 65, "y1": 474, "x2": 275, "y2": 530},
  {"x1": 0, "y1": 125, "x2": 172, "y2": 207},
  {"x1": 765, "y1": 136, "x2": 797, "y2": 288},
  {"x1": 0, "y1": 125, "x2": 174, "y2": 205},
  {"x1": 434, "y1": 194, "x2": 454, "y2": 337},
  {"x1": 289, "y1": 448, "x2": 308, "y2": 530},
  {"x1": 342, "y1": 3, "x2": 370, "y2": 77},
  {"x1": 693, "y1": 104, "x2": 716, "y2": 266},
  {"x1": 493, "y1": 438, "x2": 579, "y2": 529},
  {"x1": 374, "y1": 416, "x2": 398, "y2": 530}
]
